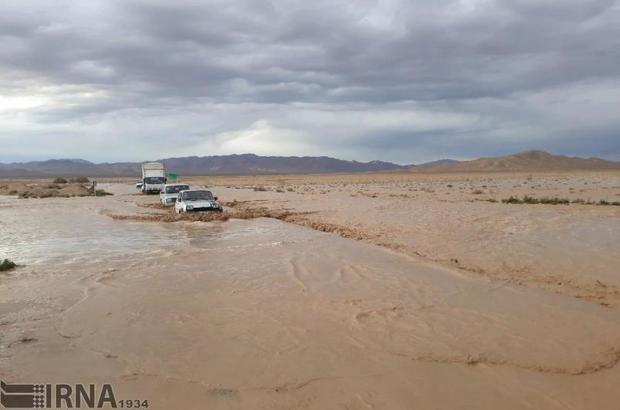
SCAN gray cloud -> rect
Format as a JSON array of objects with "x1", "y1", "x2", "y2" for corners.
[{"x1": 1, "y1": 0, "x2": 619, "y2": 163}]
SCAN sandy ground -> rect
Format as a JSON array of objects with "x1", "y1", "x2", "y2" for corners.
[{"x1": 1, "y1": 172, "x2": 620, "y2": 409}]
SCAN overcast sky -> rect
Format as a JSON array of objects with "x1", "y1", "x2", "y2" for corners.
[{"x1": 1, "y1": 0, "x2": 619, "y2": 164}]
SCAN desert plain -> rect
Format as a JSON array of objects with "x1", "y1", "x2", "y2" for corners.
[{"x1": 1, "y1": 170, "x2": 620, "y2": 409}]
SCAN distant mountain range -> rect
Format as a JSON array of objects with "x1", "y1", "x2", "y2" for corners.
[
  {"x1": 1, "y1": 151, "x2": 618, "y2": 177},
  {"x1": 417, "y1": 159, "x2": 460, "y2": 166},
  {"x1": 0, "y1": 154, "x2": 410, "y2": 177},
  {"x1": 413, "y1": 150, "x2": 620, "y2": 173}
]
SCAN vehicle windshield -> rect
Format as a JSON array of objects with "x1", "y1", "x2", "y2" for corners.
[
  {"x1": 144, "y1": 177, "x2": 165, "y2": 184},
  {"x1": 182, "y1": 191, "x2": 214, "y2": 201},
  {"x1": 166, "y1": 185, "x2": 189, "y2": 194}
]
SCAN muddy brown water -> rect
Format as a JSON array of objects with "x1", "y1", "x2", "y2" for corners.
[{"x1": 1, "y1": 184, "x2": 620, "y2": 409}]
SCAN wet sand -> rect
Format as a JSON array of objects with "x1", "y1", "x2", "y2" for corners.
[{"x1": 2, "y1": 175, "x2": 620, "y2": 409}]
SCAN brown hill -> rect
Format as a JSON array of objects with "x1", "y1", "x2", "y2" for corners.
[
  {"x1": 0, "y1": 154, "x2": 409, "y2": 177},
  {"x1": 413, "y1": 150, "x2": 620, "y2": 173}
]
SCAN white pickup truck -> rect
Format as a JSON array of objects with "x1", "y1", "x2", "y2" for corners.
[
  {"x1": 141, "y1": 162, "x2": 166, "y2": 194},
  {"x1": 175, "y1": 189, "x2": 222, "y2": 213},
  {"x1": 160, "y1": 184, "x2": 190, "y2": 206}
]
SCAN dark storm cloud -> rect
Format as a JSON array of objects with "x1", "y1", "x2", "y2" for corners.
[{"x1": 1, "y1": 0, "x2": 619, "y2": 162}]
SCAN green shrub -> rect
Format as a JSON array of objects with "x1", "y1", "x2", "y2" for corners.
[
  {"x1": 501, "y1": 196, "x2": 522, "y2": 204},
  {"x1": 72, "y1": 176, "x2": 90, "y2": 183},
  {"x1": 538, "y1": 197, "x2": 570, "y2": 205},
  {"x1": 501, "y1": 196, "x2": 570, "y2": 205},
  {"x1": 53, "y1": 177, "x2": 68, "y2": 184},
  {"x1": 0, "y1": 259, "x2": 17, "y2": 271}
]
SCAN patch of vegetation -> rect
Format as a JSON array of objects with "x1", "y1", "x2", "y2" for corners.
[
  {"x1": 501, "y1": 196, "x2": 570, "y2": 205},
  {"x1": 0, "y1": 259, "x2": 17, "y2": 271},
  {"x1": 53, "y1": 177, "x2": 68, "y2": 184},
  {"x1": 471, "y1": 189, "x2": 484, "y2": 195},
  {"x1": 538, "y1": 197, "x2": 570, "y2": 205},
  {"x1": 71, "y1": 176, "x2": 90, "y2": 183},
  {"x1": 253, "y1": 186, "x2": 268, "y2": 192},
  {"x1": 501, "y1": 196, "x2": 522, "y2": 204},
  {"x1": 501, "y1": 196, "x2": 620, "y2": 206},
  {"x1": 597, "y1": 200, "x2": 620, "y2": 206}
]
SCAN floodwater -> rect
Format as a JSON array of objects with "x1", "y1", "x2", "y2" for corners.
[
  {"x1": 2, "y1": 186, "x2": 620, "y2": 410},
  {"x1": 0, "y1": 187, "x2": 277, "y2": 272},
  {"x1": 1, "y1": 199, "x2": 187, "y2": 269}
]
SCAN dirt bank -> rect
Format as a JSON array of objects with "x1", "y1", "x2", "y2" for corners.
[{"x1": 0, "y1": 180, "x2": 111, "y2": 198}]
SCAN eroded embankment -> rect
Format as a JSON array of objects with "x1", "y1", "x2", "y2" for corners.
[
  {"x1": 108, "y1": 201, "x2": 312, "y2": 224},
  {"x1": 110, "y1": 201, "x2": 384, "y2": 242},
  {"x1": 106, "y1": 200, "x2": 620, "y2": 308},
  {"x1": 0, "y1": 181, "x2": 111, "y2": 198}
]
